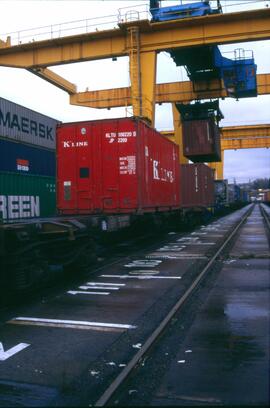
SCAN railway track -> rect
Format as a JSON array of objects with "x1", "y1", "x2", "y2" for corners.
[
  {"x1": 98, "y1": 203, "x2": 269, "y2": 407},
  {"x1": 1, "y1": 204, "x2": 269, "y2": 407},
  {"x1": 261, "y1": 202, "x2": 270, "y2": 231},
  {"x1": 94, "y1": 204, "x2": 254, "y2": 406}
]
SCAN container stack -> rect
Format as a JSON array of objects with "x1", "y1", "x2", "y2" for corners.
[
  {"x1": 180, "y1": 163, "x2": 215, "y2": 208},
  {"x1": 0, "y1": 97, "x2": 59, "y2": 222}
]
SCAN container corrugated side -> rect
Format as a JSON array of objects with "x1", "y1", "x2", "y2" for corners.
[
  {"x1": 182, "y1": 118, "x2": 221, "y2": 162},
  {"x1": 180, "y1": 163, "x2": 214, "y2": 208},
  {"x1": 57, "y1": 117, "x2": 180, "y2": 215},
  {"x1": 0, "y1": 172, "x2": 56, "y2": 221},
  {"x1": 0, "y1": 139, "x2": 56, "y2": 176},
  {"x1": 0, "y1": 97, "x2": 59, "y2": 150}
]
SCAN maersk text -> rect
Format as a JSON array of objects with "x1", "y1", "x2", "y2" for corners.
[{"x1": 0, "y1": 110, "x2": 54, "y2": 141}]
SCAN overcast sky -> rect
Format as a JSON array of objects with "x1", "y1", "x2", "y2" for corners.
[{"x1": 0, "y1": 0, "x2": 269, "y2": 183}]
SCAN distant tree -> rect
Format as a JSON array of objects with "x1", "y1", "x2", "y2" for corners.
[{"x1": 251, "y1": 178, "x2": 270, "y2": 189}]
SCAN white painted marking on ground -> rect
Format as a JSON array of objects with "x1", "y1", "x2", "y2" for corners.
[
  {"x1": 85, "y1": 282, "x2": 126, "y2": 287},
  {"x1": 177, "y1": 360, "x2": 186, "y2": 363},
  {"x1": 223, "y1": 259, "x2": 237, "y2": 264},
  {"x1": 90, "y1": 370, "x2": 100, "y2": 376},
  {"x1": 202, "y1": 228, "x2": 228, "y2": 232},
  {"x1": 147, "y1": 254, "x2": 207, "y2": 259},
  {"x1": 79, "y1": 285, "x2": 119, "y2": 290},
  {"x1": 0, "y1": 342, "x2": 30, "y2": 361},
  {"x1": 10, "y1": 317, "x2": 136, "y2": 330},
  {"x1": 177, "y1": 237, "x2": 199, "y2": 242},
  {"x1": 133, "y1": 343, "x2": 142, "y2": 349},
  {"x1": 157, "y1": 246, "x2": 185, "y2": 252},
  {"x1": 129, "y1": 270, "x2": 159, "y2": 275},
  {"x1": 101, "y1": 275, "x2": 181, "y2": 280},
  {"x1": 68, "y1": 290, "x2": 110, "y2": 295},
  {"x1": 125, "y1": 260, "x2": 162, "y2": 268},
  {"x1": 146, "y1": 254, "x2": 187, "y2": 260},
  {"x1": 191, "y1": 232, "x2": 207, "y2": 235},
  {"x1": 181, "y1": 242, "x2": 215, "y2": 245}
]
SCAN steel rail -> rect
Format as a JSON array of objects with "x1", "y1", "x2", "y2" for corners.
[
  {"x1": 94, "y1": 204, "x2": 254, "y2": 407},
  {"x1": 260, "y1": 203, "x2": 270, "y2": 230}
]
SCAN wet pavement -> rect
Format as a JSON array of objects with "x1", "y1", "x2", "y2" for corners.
[
  {"x1": 0, "y1": 205, "x2": 264, "y2": 406},
  {"x1": 153, "y1": 205, "x2": 270, "y2": 406},
  {"x1": 151, "y1": 259, "x2": 269, "y2": 406},
  {"x1": 114, "y1": 205, "x2": 270, "y2": 406}
]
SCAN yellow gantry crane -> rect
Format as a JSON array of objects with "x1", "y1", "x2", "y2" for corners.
[
  {"x1": 0, "y1": 5, "x2": 270, "y2": 178},
  {"x1": 162, "y1": 123, "x2": 270, "y2": 178}
]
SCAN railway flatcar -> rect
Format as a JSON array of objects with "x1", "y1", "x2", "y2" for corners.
[{"x1": 0, "y1": 117, "x2": 218, "y2": 299}]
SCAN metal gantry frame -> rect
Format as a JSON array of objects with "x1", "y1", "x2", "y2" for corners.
[
  {"x1": 162, "y1": 123, "x2": 270, "y2": 178},
  {"x1": 0, "y1": 6, "x2": 270, "y2": 177}
]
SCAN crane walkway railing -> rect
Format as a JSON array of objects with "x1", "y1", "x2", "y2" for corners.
[
  {"x1": 0, "y1": 1, "x2": 268, "y2": 46},
  {"x1": 0, "y1": 4, "x2": 149, "y2": 46}
]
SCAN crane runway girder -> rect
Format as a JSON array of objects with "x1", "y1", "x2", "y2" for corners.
[
  {"x1": 68, "y1": 73, "x2": 270, "y2": 108},
  {"x1": 0, "y1": 9, "x2": 269, "y2": 67}
]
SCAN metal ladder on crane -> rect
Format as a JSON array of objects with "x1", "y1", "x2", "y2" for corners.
[{"x1": 128, "y1": 25, "x2": 142, "y2": 117}]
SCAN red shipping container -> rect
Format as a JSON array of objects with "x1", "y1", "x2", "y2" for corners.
[
  {"x1": 182, "y1": 118, "x2": 221, "y2": 162},
  {"x1": 57, "y1": 117, "x2": 180, "y2": 215},
  {"x1": 180, "y1": 163, "x2": 214, "y2": 208}
]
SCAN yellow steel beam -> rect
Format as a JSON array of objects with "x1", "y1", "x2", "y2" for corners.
[
  {"x1": 222, "y1": 136, "x2": 270, "y2": 150},
  {"x1": 29, "y1": 67, "x2": 77, "y2": 94},
  {"x1": 221, "y1": 124, "x2": 270, "y2": 149},
  {"x1": 221, "y1": 124, "x2": 270, "y2": 139},
  {"x1": 69, "y1": 73, "x2": 270, "y2": 108},
  {"x1": 162, "y1": 124, "x2": 270, "y2": 146},
  {"x1": 162, "y1": 123, "x2": 270, "y2": 178},
  {"x1": 0, "y1": 9, "x2": 269, "y2": 68}
]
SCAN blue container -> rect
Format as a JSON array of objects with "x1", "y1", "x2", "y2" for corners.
[{"x1": 0, "y1": 138, "x2": 55, "y2": 177}]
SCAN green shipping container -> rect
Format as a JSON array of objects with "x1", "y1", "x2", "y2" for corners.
[{"x1": 0, "y1": 172, "x2": 56, "y2": 222}]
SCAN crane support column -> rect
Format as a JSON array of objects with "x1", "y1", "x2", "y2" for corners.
[
  {"x1": 128, "y1": 26, "x2": 156, "y2": 124},
  {"x1": 172, "y1": 104, "x2": 189, "y2": 164},
  {"x1": 140, "y1": 50, "x2": 157, "y2": 125},
  {"x1": 208, "y1": 150, "x2": 224, "y2": 179}
]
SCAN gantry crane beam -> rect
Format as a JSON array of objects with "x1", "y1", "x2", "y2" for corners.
[
  {"x1": 222, "y1": 136, "x2": 270, "y2": 150},
  {"x1": 69, "y1": 73, "x2": 270, "y2": 108},
  {"x1": 163, "y1": 124, "x2": 270, "y2": 149},
  {"x1": 0, "y1": 9, "x2": 269, "y2": 68},
  {"x1": 0, "y1": 8, "x2": 269, "y2": 123},
  {"x1": 221, "y1": 124, "x2": 270, "y2": 149},
  {"x1": 162, "y1": 124, "x2": 270, "y2": 179},
  {"x1": 28, "y1": 68, "x2": 77, "y2": 94},
  {"x1": 0, "y1": 7, "x2": 269, "y2": 124},
  {"x1": 221, "y1": 124, "x2": 270, "y2": 139}
]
